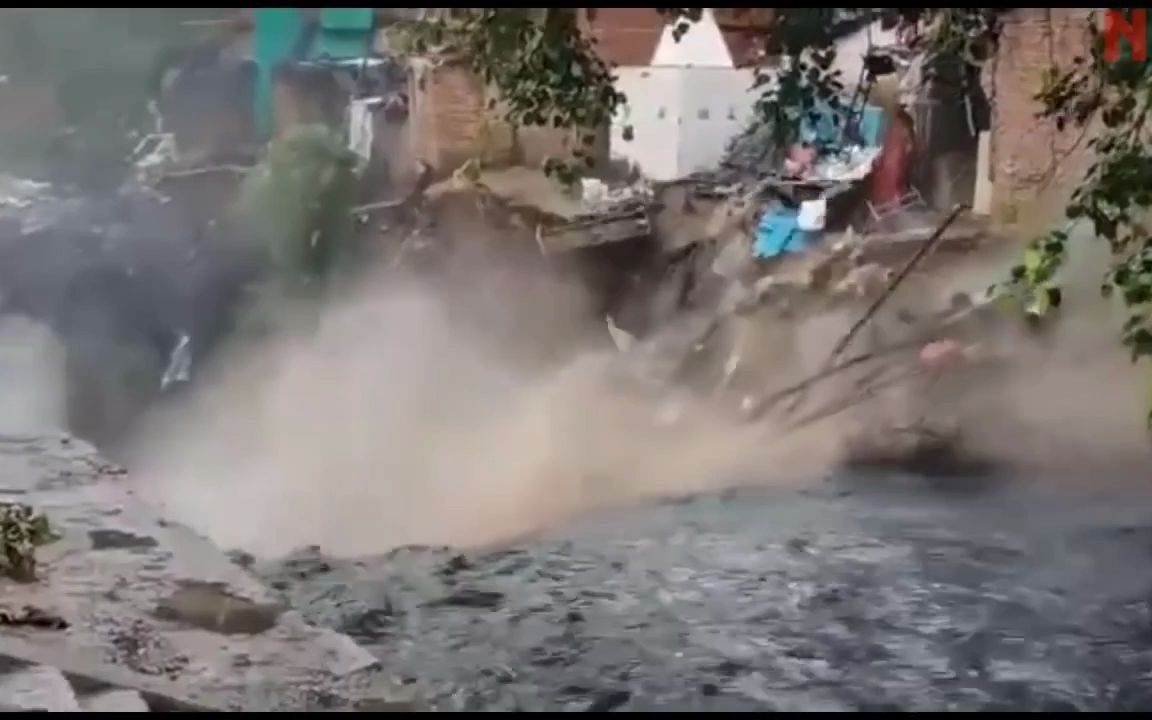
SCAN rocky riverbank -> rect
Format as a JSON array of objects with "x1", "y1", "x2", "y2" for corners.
[{"x1": 0, "y1": 433, "x2": 417, "y2": 711}]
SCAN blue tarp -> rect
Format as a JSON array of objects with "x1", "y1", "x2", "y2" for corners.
[
  {"x1": 858, "y1": 105, "x2": 885, "y2": 148},
  {"x1": 753, "y1": 206, "x2": 810, "y2": 259}
]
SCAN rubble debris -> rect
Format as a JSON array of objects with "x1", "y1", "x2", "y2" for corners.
[
  {"x1": 833, "y1": 262, "x2": 894, "y2": 300},
  {"x1": 817, "y1": 205, "x2": 967, "y2": 371},
  {"x1": 0, "y1": 633, "x2": 223, "y2": 711},
  {"x1": 105, "y1": 618, "x2": 190, "y2": 677},
  {"x1": 537, "y1": 206, "x2": 651, "y2": 255},
  {"x1": 580, "y1": 177, "x2": 653, "y2": 213},
  {"x1": 841, "y1": 422, "x2": 995, "y2": 478},
  {"x1": 0, "y1": 605, "x2": 68, "y2": 631},
  {"x1": 88, "y1": 529, "x2": 158, "y2": 551},
  {"x1": 0, "y1": 502, "x2": 56, "y2": 582}
]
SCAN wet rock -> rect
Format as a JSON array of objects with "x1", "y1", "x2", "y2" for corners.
[
  {"x1": 427, "y1": 588, "x2": 504, "y2": 610},
  {"x1": 0, "y1": 605, "x2": 69, "y2": 630},
  {"x1": 279, "y1": 546, "x2": 334, "y2": 579},
  {"x1": 88, "y1": 528, "x2": 158, "y2": 551},
  {"x1": 154, "y1": 582, "x2": 283, "y2": 635},
  {"x1": 79, "y1": 689, "x2": 150, "y2": 712},
  {"x1": 584, "y1": 689, "x2": 631, "y2": 712},
  {"x1": 0, "y1": 665, "x2": 80, "y2": 712},
  {"x1": 227, "y1": 549, "x2": 255, "y2": 569},
  {"x1": 708, "y1": 659, "x2": 752, "y2": 678},
  {"x1": 339, "y1": 606, "x2": 395, "y2": 642},
  {"x1": 786, "y1": 537, "x2": 811, "y2": 554},
  {"x1": 439, "y1": 554, "x2": 471, "y2": 576}
]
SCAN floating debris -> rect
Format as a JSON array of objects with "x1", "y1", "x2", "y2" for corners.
[{"x1": 0, "y1": 605, "x2": 69, "y2": 630}]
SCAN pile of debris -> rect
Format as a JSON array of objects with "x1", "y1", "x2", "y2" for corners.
[{"x1": 461, "y1": 153, "x2": 1007, "y2": 470}]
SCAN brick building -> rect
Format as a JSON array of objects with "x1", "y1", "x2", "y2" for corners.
[
  {"x1": 409, "y1": 9, "x2": 775, "y2": 178},
  {"x1": 982, "y1": 8, "x2": 1096, "y2": 224}
]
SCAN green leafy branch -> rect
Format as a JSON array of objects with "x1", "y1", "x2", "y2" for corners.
[
  {"x1": 1023, "y1": 12, "x2": 1152, "y2": 360},
  {"x1": 234, "y1": 125, "x2": 360, "y2": 299},
  {"x1": 0, "y1": 502, "x2": 57, "y2": 582}
]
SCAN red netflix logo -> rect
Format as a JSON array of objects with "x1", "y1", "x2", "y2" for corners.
[{"x1": 1104, "y1": 9, "x2": 1148, "y2": 63}]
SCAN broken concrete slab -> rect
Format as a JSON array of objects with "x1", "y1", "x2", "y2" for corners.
[
  {"x1": 0, "y1": 634, "x2": 226, "y2": 711},
  {"x1": 0, "y1": 664, "x2": 81, "y2": 712},
  {"x1": 0, "y1": 433, "x2": 399, "y2": 711},
  {"x1": 79, "y1": 689, "x2": 150, "y2": 713},
  {"x1": 536, "y1": 208, "x2": 652, "y2": 254}
]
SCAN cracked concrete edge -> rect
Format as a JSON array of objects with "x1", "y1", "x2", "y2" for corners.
[{"x1": 0, "y1": 634, "x2": 225, "y2": 712}]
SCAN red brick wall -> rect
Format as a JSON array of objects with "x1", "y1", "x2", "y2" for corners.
[
  {"x1": 583, "y1": 8, "x2": 772, "y2": 68},
  {"x1": 985, "y1": 8, "x2": 1096, "y2": 224},
  {"x1": 583, "y1": 8, "x2": 664, "y2": 66},
  {"x1": 407, "y1": 61, "x2": 606, "y2": 177},
  {"x1": 408, "y1": 63, "x2": 510, "y2": 173}
]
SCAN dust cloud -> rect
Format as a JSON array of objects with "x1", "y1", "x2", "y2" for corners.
[
  {"x1": 0, "y1": 315, "x2": 66, "y2": 435},
  {"x1": 126, "y1": 268, "x2": 805, "y2": 557},
  {"x1": 119, "y1": 231, "x2": 1149, "y2": 557}
]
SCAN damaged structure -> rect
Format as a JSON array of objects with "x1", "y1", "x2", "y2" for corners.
[{"x1": 0, "y1": 8, "x2": 1108, "y2": 711}]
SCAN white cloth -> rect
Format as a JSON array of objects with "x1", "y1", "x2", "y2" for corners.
[
  {"x1": 348, "y1": 98, "x2": 376, "y2": 163},
  {"x1": 797, "y1": 197, "x2": 827, "y2": 231}
]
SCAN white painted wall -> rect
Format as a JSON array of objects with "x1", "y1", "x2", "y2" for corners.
[
  {"x1": 650, "y1": 9, "x2": 734, "y2": 68},
  {"x1": 611, "y1": 68, "x2": 683, "y2": 182},
  {"x1": 610, "y1": 67, "x2": 758, "y2": 181},
  {"x1": 677, "y1": 67, "x2": 758, "y2": 176},
  {"x1": 609, "y1": 18, "x2": 910, "y2": 181}
]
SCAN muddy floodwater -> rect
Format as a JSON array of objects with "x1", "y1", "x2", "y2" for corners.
[{"x1": 258, "y1": 475, "x2": 1152, "y2": 712}]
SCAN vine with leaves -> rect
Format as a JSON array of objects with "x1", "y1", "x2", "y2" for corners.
[{"x1": 1023, "y1": 12, "x2": 1152, "y2": 370}]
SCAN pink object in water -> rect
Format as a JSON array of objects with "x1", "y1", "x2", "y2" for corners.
[
  {"x1": 919, "y1": 339, "x2": 966, "y2": 371},
  {"x1": 784, "y1": 143, "x2": 817, "y2": 177}
]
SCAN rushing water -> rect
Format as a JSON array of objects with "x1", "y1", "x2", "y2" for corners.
[{"x1": 258, "y1": 475, "x2": 1152, "y2": 711}]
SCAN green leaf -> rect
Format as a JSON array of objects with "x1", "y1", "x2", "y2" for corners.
[{"x1": 1023, "y1": 248, "x2": 1042, "y2": 274}]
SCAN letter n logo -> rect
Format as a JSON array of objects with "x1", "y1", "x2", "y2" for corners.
[{"x1": 1104, "y1": 9, "x2": 1148, "y2": 63}]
